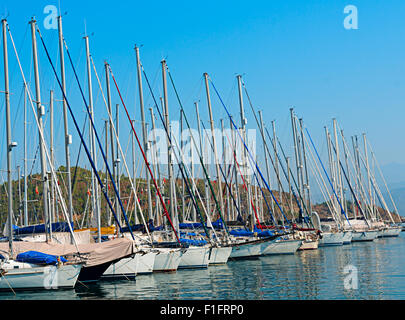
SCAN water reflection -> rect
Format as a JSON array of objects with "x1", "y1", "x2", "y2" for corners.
[{"x1": 1, "y1": 234, "x2": 404, "y2": 300}]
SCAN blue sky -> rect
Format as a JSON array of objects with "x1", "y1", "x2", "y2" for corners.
[{"x1": 0, "y1": 0, "x2": 405, "y2": 189}]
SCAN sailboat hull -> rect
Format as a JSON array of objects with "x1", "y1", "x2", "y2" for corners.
[
  {"x1": 381, "y1": 227, "x2": 402, "y2": 238},
  {"x1": 342, "y1": 231, "x2": 352, "y2": 244},
  {"x1": 319, "y1": 232, "x2": 344, "y2": 246},
  {"x1": 101, "y1": 254, "x2": 139, "y2": 280},
  {"x1": 298, "y1": 239, "x2": 319, "y2": 250},
  {"x1": 178, "y1": 246, "x2": 209, "y2": 269},
  {"x1": 0, "y1": 262, "x2": 82, "y2": 291},
  {"x1": 136, "y1": 251, "x2": 157, "y2": 274},
  {"x1": 153, "y1": 248, "x2": 183, "y2": 272},
  {"x1": 229, "y1": 238, "x2": 274, "y2": 259},
  {"x1": 208, "y1": 246, "x2": 232, "y2": 265},
  {"x1": 351, "y1": 230, "x2": 379, "y2": 242},
  {"x1": 261, "y1": 239, "x2": 302, "y2": 255}
]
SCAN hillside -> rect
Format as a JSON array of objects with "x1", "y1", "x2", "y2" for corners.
[{"x1": 0, "y1": 166, "x2": 402, "y2": 230}]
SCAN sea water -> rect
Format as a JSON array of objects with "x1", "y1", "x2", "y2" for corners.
[{"x1": 1, "y1": 233, "x2": 404, "y2": 300}]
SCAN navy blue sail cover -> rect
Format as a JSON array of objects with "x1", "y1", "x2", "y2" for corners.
[
  {"x1": 16, "y1": 251, "x2": 67, "y2": 265},
  {"x1": 13, "y1": 222, "x2": 73, "y2": 235}
]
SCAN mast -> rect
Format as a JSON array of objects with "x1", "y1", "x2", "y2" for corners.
[
  {"x1": 333, "y1": 119, "x2": 345, "y2": 221},
  {"x1": 105, "y1": 62, "x2": 119, "y2": 229},
  {"x1": 104, "y1": 120, "x2": 110, "y2": 224},
  {"x1": 85, "y1": 35, "x2": 101, "y2": 242},
  {"x1": 57, "y1": 15, "x2": 74, "y2": 230},
  {"x1": 195, "y1": 102, "x2": 211, "y2": 221},
  {"x1": 149, "y1": 109, "x2": 161, "y2": 226},
  {"x1": 23, "y1": 83, "x2": 28, "y2": 226},
  {"x1": 363, "y1": 133, "x2": 374, "y2": 221},
  {"x1": 135, "y1": 46, "x2": 153, "y2": 223},
  {"x1": 299, "y1": 118, "x2": 312, "y2": 218},
  {"x1": 3, "y1": 19, "x2": 14, "y2": 254},
  {"x1": 116, "y1": 103, "x2": 121, "y2": 226},
  {"x1": 236, "y1": 74, "x2": 253, "y2": 229},
  {"x1": 204, "y1": 73, "x2": 225, "y2": 224},
  {"x1": 30, "y1": 18, "x2": 50, "y2": 241},
  {"x1": 221, "y1": 119, "x2": 231, "y2": 221},
  {"x1": 162, "y1": 59, "x2": 176, "y2": 238},
  {"x1": 230, "y1": 116, "x2": 242, "y2": 222},
  {"x1": 341, "y1": 130, "x2": 354, "y2": 219},
  {"x1": 49, "y1": 90, "x2": 55, "y2": 223},
  {"x1": 259, "y1": 111, "x2": 274, "y2": 217},
  {"x1": 290, "y1": 108, "x2": 303, "y2": 222},
  {"x1": 272, "y1": 120, "x2": 283, "y2": 219}
]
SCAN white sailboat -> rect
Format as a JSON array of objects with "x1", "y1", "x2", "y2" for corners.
[
  {"x1": 178, "y1": 246, "x2": 210, "y2": 269},
  {"x1": 0, "y1": 255, "x2": 82, "y2": 291},
  {"x1": 153, "y1": 247, "x2": 184, "y2": 272},
  {"x1": 208, "y1": 245, "x2": 232, "y2": 265}
]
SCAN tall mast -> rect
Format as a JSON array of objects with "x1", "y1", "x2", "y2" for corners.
[
  {"x1": 131, "y1": 120, "x2": 139, "y2": 224},
  {"x1": 299, "y1": 118, "x2": 312, "y2": 218},
  {"x1": 341, "y1": 130, "x2": 354, "y2": 219},
  {"x1": 190, "y1": 114, "x2": 197, "y2": 222},
  {"x1": 116, "y1": 104, "x2": 121, "y2": 227},
  {"x1": 85, "y1": 35, "x2": 101, "y2": 242},
  {"x1": 23, "y1": 83, "x2": 28, "y2": 226},
  {"x1": 333, "y1": 119, "x2": 344, "y2": 220},
  {"x1": 236, "y1": 75, "x2": 253, "y2": 228},
  {"x1": 49, "y1": 90, "x2": 55, "y2": 223},
  {"x1": 259, "y1": 111, "x2": 274, "y2": 217},
  {"x1": 3, "y1": 19, "x2": 15, "y2": 254},
  {"x1": 162, "y1": 59, "x2": 176, "y2": 238},
  {"x1": 290, "y1": 108, "x2": 303, "y2": 222},
  {"x1": 204, "y1": 73, "x2": 225, "y2": 224},
  {"x1": 30, "y1": 18, "x2": 50, "y2": 241},
  {"x1": 57, "y1": 15, "x2": 74, "y2": 229},
  {"x1": 195, "y1": 102, "x2": 211, "y2": 221},
  {"x1": 363, "y1": 133, "x2": 374, "y2": 221},
  {"x1": 221, "y1": 119, "x2": 230, "y2": 221},
  {"x1": 105, "y1": 62, "x2": 119, "y2": 229},
  {"x1": 135, "y1": 46, "x2": 153, "y2": 222},
  {"x1": 230, "y1": 116, "x2": 241, "y2": 222},
  {"x1": 149, "y1": 108, "x2": 162, "y2": 226},
  {"x1": 104, "y1": 120, "x2": 110, "y2": 224},
  {"x1": 272, "y1": 120, "x2": 283, "y2": 218}
]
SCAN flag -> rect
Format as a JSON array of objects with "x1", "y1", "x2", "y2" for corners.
[
  {"x1": 35, "y1": 186, "x2": 39, "y2": 195},
  {"x1": 87, "y1": 189, "x2": 91, "y2": 196}
]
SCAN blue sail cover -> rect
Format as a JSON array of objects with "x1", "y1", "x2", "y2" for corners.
[
  {"x1": 13, "y1": 222, "x2": 73, "y2": 235},
  {"x1": 179, "y1": 222, "x2": 203, "y2": 229},
  {"x1": 179, "y1": 238, "x2": 207, "y2": 246},
  {"x1": 230, "y1": 229, "x2": 255, "y2": 237},
  {"x1": 211, "y1": 218, "x2": 225, "y2": 230},
  {"x1": 16, "y1": 251, "x2": 67, "y2": 265}
]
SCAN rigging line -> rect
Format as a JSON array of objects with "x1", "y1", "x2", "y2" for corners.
[
  {"x1": 209, "y1": 77, "x2": 290, "y2": 224},
  {"x1": 138, "y1": 66, "x2": 216, "y2": 241},
  {"x1": 71, "y1": 113, "x2": 88, "y2": 194},
  {"x1": 200, "y1": 117, "x2": 265, "y2": 228},
  {"x1": 275, "y1": 135, "x2": 312, "y2": 227},
  {"x1": 240, "y1": 81, "x2": 305, "y2": 226},
  {"x1": 6, "y1": 21, "x2": 81, "y2": 251},
  {"x1": 62, "y1": 44, "x2": 138, "y2": 240},
  {"x1": 199, "y1": 120, "x2": 249, "y2": 229},
  {"x1": 35, "y1": 24, "x2": 134, "y2": 240},
  {"x1": 142, "y1": 64, "x2": 226, "y2": 240},
  {"x1": 165, "y1": 67, "x2": 231, "y2": 236},
  {"x1": 89, "y1": 56, "x2": 151, "y2": 241},
  {"x1": 305, "y1": 127, "x2": 352, "y2": 226},
  {"x1": 108, "y1": 65, "x2": 181, "y2": 243}
]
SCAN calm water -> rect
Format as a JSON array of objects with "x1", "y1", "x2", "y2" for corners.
[{"x1": 1, "y1": 233, "x2": 404, "y2": 300}]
